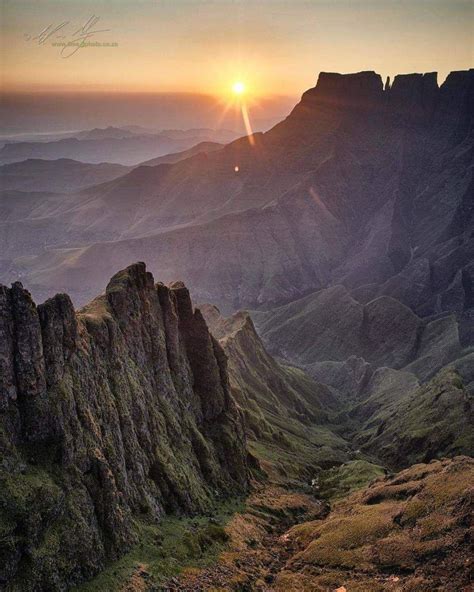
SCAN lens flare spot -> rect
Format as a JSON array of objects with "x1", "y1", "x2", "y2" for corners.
[{"x1": 234, "y1": 165, "x2": 240, "y2": 172}]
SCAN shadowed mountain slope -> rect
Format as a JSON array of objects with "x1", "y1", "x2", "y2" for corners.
[
  {"x1": 2, "y1": 69, "x2": 472, "y2": 325},
  {"x1": 0, "y1": 158, "x2": 131, "y2": 193},
  {"x1": 253, "y1": 284, "x2": 467, "y2": 382},
  {"x1": 139, "y1": 140, "x2": 223, "y2": 167},
  {"x1": 253, "y1": 283, "x2": 474, "y2": 469}
]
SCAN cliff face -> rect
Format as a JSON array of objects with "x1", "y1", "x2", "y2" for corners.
[
  {"x1": 292, "y1": 68, "x2": 473, "y2": 127},
  {"x1": 0, "y1": 263, "x2": 248, "y2": 590}
]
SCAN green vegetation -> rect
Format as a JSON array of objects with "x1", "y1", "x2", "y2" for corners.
[
  {"x1": 316, "y1": 460, "x2": 386, "y2": 500},
  {"x1": 0, "y1": 463, "x2": 70, "y2": 590},
  {"x1": 74, "y1": 497, "x2": 244, "y2": 592},
  {"x1": 283, "y1": 457, "x2": 474, "y2": 589},
  {"x1": 247, "y1": 420, "x2": 349, "y2": 483},
  {"x1": 355, "y1": 368, "x2": 474, "y2": 469}
]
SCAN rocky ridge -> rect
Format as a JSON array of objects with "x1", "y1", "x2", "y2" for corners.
[
  {"x1": 0, "y1": 263, "x2": 248, "y2": 591},
  {"x1": 200, "y1": 304, "x2": 350, "y2": 481}
]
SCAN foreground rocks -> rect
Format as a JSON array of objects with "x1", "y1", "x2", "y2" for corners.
[
  {"x1": 0, "y1": 263, "x2": 248, "y2": 591},
  {"x1": 164, "y1": 485, "x2": 328, "y2": 592}
]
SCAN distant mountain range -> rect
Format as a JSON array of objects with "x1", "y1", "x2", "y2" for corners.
[
  {"x1": 3, "y1": 70, "x2": 471, "y2": 317},
  {"x1": 0, "y1": 159, "x2": 130, "y2": 193},
  {"x1": 0, "y1": 142, "x2": 223, "y2": 193},
  {"x1": 0, "y1": 126, "x2": 237, "y2": 165}
]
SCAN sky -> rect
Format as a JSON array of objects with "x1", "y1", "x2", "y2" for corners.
[{"x1": 1, "y1": 0, "x2": 472, "y2": 131}]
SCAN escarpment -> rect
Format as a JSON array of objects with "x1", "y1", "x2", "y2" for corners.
[{"x1": 0, "y1": 262, "x2": 248, "y2": 590}]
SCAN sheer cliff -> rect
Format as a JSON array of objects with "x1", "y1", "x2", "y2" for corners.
[{"x1": 0, "y1": 263, "x2": 248, "y2": 591}]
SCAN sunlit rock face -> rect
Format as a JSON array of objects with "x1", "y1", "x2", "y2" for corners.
[{"x1": 0, "y1": 262, "x2": 248, "y2": 590}]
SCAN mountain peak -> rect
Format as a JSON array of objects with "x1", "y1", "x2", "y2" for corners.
[
  {"x1": 296, "y1": 70, "x2": 384, "y2": 113},
  {"x1": 301, "y1": 69, "x2": 474, "y2": 107},
  {"x1": 285, "y1": 68, "x2": 474, "y2": 129},
  {"x1": 316, "y1": 70, "x2": 384, "y2": 94}
]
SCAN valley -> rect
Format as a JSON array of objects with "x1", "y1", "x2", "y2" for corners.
[{"x1": 1, "y1": 261, "x2": 472, "y2": 591}]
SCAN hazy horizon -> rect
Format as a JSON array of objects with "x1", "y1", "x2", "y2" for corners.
[
  {"x1": 0, "y1": 90, "x2": 295, "y2": 134},
  {"x1": 2, "y1": 0, "x2": 472, "y2": 134},
  {"x1": 3, "y1": 1, "x2": 472, "y2": 94}
]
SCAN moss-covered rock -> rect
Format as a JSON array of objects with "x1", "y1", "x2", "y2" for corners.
[{"x1": 0, "y1": 263, "x2": 248, "y2": 590}]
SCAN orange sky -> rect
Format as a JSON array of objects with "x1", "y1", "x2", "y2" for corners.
[{"x1": 1, "y1": 0, "x2": 473, "y2": 98}]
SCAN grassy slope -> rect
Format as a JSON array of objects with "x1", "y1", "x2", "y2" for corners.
[
  {"x1": 354, "y1": 367, "x2": 474, "y2": 469},
  {"x1": 74, "y1": 498, "x2": 244, "y2": 592},
  {"x1": 200, "y1": 305, "x2": 360, "y2": 482},
  {"x1": 276, "y1": 456, "x2": 474, "y2": 591}
]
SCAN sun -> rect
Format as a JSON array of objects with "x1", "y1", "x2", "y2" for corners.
[{"x1": 232, "y1": 81, "x2": 246, "y2": 95}]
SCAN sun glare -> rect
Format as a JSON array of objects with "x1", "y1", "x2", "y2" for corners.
[
  {"x1": 232, "y1": 81, "x2": 245, "y2": 95},
  {"x1": 217, "y1": 78, "x2": 256, "y2": 147}
]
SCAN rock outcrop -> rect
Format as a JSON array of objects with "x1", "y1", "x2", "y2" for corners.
[{"x1": 0, "y1": 263, "x2": 248, "y2": 591}]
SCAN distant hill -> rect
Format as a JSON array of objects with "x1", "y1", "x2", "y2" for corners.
[
  {"x1": 139, "y1": 141, "x2": 223, "y2": 166},
  {"x1": 76, "y1": 126, "x2": 138, "y2": 140},
  {"x1": 157, "y1": 128, "x2": 238, "y2": 142},
  {"x1": 0, "y1": 141, "x2": 226, "y2": 194},
  {"x1": 0, "y1": 128, "x2": 238, "y2": 165},
  {"x1": 0, "y1": 158, "x2": 130, "y2": 193}
]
